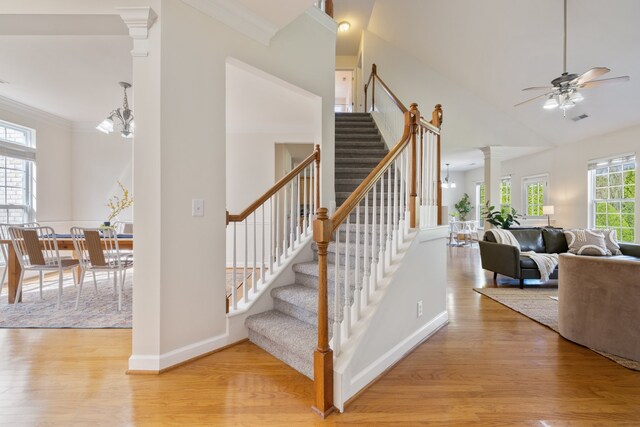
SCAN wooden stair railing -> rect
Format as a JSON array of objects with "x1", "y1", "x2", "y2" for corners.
[
  {"x1": 313, "y1": 65, "x2": 443, "y2": 417},
  {"x1": 226, "y1": 145, "x2": 320, "y2": 313}
]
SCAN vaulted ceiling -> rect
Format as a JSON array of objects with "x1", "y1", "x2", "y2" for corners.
[{"x1": 363, "y1": 0, "x2": 640, "y2": 148}]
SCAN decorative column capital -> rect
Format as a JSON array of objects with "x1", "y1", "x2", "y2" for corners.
[{"x1": 117, "y1": 6, "x2": 158, "y2": 57}]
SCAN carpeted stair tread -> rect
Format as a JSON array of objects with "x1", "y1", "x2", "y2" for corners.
[
  {"x1": 272, "y1": 284, "x2": 343, "y2": 325},
  {"x1": 245, "y1": 310, "x2": 316, "y2": 378}
]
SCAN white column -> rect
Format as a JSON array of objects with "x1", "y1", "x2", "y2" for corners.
[{"x1": 481, "y1": 146, "x2": 503, "y2": 230}]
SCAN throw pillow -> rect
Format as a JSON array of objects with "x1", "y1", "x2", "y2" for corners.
[
  {"x1": 563, "y1": 229, "x2": 611, "y2": 256},
  {"x1": 592, "y1": 229, "x2": 622, "y2": 255}
]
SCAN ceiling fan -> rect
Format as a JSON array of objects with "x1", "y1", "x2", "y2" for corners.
[{"x1": 515, "y1": 0, "x2": 630, "y2": 115}]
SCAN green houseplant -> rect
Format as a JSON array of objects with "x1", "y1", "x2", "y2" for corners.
[
  {"x1": 482, "y1": 201, "x2": 521, "y2": 229},
  {"x1": 454, "y1": 193, "x2": 472, "y2": 221}
]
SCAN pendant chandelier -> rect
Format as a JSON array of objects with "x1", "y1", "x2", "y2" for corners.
[
  {"x1": 96, "y1": 82, "x2": 134, "y2": 138},
  {"x1": 442, "y1": 163, "x2": 456, "y2": 188}
]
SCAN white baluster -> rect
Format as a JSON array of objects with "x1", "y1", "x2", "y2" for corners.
[
  {"x1": 295, "y1": 175, "x2": 301, "y2": 243},
  {"x1": 269, "y1": 196, "x2": 274, "y2": 275},
  {"x1": 276, "y1": 192, "x2": 281, "y2": 266},
  {"x1": 333, "y1": 228, "x2": 341, "y2": 356},
  {"x1": 308, "y1": 165, "x2": 314, "y2": 227},
  {"x1": 343, "y1": 216, "x2": 351, "y2": 340},
  {"x1": 290, "y1": 181, "x2": 295, "y2": 251},
  {"x1": 378, "y1": 174, "x2": 385, "y2": 279},
  {"x1": 283, "y1": 185, "x2": 288, "y2": 258},
  {"x1": 393, "y1": 158, "x2": 399, "y2": 257},
  {"x1": 399, "y1": 149, "x2": 405, "y2": 242},
  {"x1": 244, "y1": 219, "x2": 249, "y2": 303},
  {"x1": 303, "y1": 167, "x2": 308, "y2": 237},
  {"x1": 386, "y1": 167, "x2": 392, "y2": 268},
  {"x1": 371, "y1": 181, "x2": 378, "y2": 293},
  {"x1": 353, "y1": 202, "x2": 361, "y2": 323},
  {"x1": 253, "y1": 211, "x2": 257, "y2": 295},
  {"x1": 362, "y1": 192, "x2": 370, "y2": 309},
  {"x1": 261, "y1": 204, "x2": 265, "y2": 285},
  {"x1": 405, "y1": 146, "x2": 411, "y2": 234},
  {"x1": 232, "y1": 222, "x2": 237, "y2": 311}
]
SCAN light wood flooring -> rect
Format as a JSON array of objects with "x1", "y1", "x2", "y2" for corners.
[{"x1": 1, "y1": 245, "x2": 639, "y2": 426}]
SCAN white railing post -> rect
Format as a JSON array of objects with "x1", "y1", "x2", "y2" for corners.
[
  {"x1": 362, "y1": 194, "x2": 370, "y2": 310},
  {"x1": 333, "y1": 228, "x2": 341, "y2": 356},
  {"x1": 232, "y1": 222, "x2": 237, "y2": 311},
  {"x1": 378, "y1": 175, "x2": 385, "y2": 279},
  {"x1": 353, "y1": 203, "x2": 361, "y2": 322},
  {"x1": 342, "y1": 216, "x2": 351, "y2": 340}
]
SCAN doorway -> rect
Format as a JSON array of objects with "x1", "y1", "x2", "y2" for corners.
[{"x1": 335, "y1": 69, "x2": 354, "y2": 112}]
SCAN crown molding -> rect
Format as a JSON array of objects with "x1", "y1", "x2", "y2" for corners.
[
  {"x1": 0, "y1": 95, "x2": 71, "y2": 130},
  {"x1": 182, "y1": 0, "x2": 278, "y2": 46},
  {"x1": 304, "y1": 6, "x2": 337, "y2": 34}
]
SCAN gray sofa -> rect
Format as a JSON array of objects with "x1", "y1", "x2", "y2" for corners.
[
  {"x1": 558, "y1": 254, "x2": 640, "y2": 362},
  {"x1": 478, "y1": 227, "x2": 640, "y2": 288}
]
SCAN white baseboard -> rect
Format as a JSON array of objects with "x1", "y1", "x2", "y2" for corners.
[
  {"x1": 128, "y1": 331, "x2": 233, "y2": 371},
  {"x1": 336, "y1": 310, "x2": 449, "y2": 411}
]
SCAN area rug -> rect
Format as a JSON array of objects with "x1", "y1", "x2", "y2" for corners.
[
  {"x1": 474, "y1": 287, "x2": 640, "y2": 371},
  {"x1": 225, "y1": 268, "x2": 266, "y2": 297},
  {"x1": 0, "y1": 272, "x2": 132, "y2": 328}
]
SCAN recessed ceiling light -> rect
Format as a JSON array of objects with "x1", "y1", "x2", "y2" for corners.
[
  {"x1": 0, "y1": 79, "x2": 8, "y2": 84},
  {"x1": 338, "y1": 21, "x2": 351, "y2": 32}
]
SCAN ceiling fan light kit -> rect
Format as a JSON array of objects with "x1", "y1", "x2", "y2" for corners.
[{"x1": 515, "y1": 0, "x2": 630, "y2": 116}]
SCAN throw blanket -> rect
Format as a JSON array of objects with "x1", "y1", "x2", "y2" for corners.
[{"x1": 487, "y1": 228, "x2": 559, "y2": 282}]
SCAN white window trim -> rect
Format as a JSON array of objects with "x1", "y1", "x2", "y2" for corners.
[
  {"x1": 0, "y1": 119, "x2": 36, "y2": 223},
  {"x1": 522, "y1": 173, "x2": 549, "y2": 218},
  {"x1": 587, "y1": 153, "x2": 636, "y2": 242}
]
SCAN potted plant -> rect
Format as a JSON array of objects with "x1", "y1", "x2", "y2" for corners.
[
  {"x1": 454, "y1": 193, "x2": 472, "y2": 221},
  {"x1": 482, "y1": 201, "x2": 521, "y2": 229}
]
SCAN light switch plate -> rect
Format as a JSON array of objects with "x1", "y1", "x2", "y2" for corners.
[{"x1": 192, "y1": 199, "x2": 204, "y2": 217}]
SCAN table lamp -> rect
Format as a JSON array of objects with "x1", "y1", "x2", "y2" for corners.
[{"x1": 542, "y1": 205, "x2": 555, "y2": 227}]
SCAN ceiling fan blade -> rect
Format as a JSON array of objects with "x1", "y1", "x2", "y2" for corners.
[
  {"x1": 514, "y1": 91, "x2": 555, "y2": 107},
  {"x1": 522, "y1": 86, "x2": 554, "y2": 91},
  {"x1": 574, "y1": 67, "x2": 610, "y2": 85},
  {"x1": 580, "y1": 76, "x2": 630, "y2": 89}
]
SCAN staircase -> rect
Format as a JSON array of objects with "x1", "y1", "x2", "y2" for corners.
[{"x1": 244, "y1": 112, "x2": 388, "y2": 379}]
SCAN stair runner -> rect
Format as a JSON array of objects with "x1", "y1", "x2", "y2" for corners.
[{"x1": 245, "y1": 112, "x2": 389, "y2": 379}]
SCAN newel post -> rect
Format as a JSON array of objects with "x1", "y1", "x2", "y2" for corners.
[
  {"x1": 312, "y1": 208, "x2": 335, "y2": 418},
  {"x1": 371, "y1": 63, "x2": 377, "y2": 112},
  {"x1": 431, "y1": 104, "x2": 443, "y2": 225},
  {"x1": 408, "y1": 103, "x2": 420, "y2": 228}
]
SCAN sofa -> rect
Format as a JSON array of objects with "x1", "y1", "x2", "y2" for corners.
[
  {"x1": 478, "y1": 227, "x2": 640, "y2": 288},
  {"x1": 558, "y1": 254, "x2": 640, "y2": 362}
]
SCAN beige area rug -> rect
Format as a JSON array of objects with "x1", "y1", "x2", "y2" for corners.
[
  {"x1": 474, "y1": 287, "x2": 640, "y2": 371},
  {"x1": 0, "y1": 271, "x2": 132, "y2": 328}
]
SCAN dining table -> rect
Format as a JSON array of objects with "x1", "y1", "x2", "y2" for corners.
[{"x1": 1, "y1": 234, "x2": 134, "y2": 304}]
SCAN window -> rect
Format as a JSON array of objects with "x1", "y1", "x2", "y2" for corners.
[
  {"x1": 589, "y1": 154, "x2": 635, "y2": 243},
  {"x1": 0, "y1": 120, "x2": 36, "y2": 224},
  {"x1": 500, "y1": 178, "x2": 511, "y2": 210},
  {"x1": 523, "y1": 175, "x2": 547, "y2": 217},
  {"x1": 475, "y1": 182, "x2": 485, "y2": 222}
]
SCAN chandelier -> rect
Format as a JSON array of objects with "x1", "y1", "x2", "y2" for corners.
[
  {"x1": 442, "y1": 163, "x2": 456, "y2": 188},
  {"x1": 96, "y1": 82, "x2": 134, "y2": 138}
]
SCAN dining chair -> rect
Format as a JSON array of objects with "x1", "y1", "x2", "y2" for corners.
[
  {"x1": 0, "y1": 222, "x2": 41, "y2": 297},
  {"x1": 70, "y1": 227, "x2": 133, "y2": 311},
  {"x1": 8, "y1": 225, "x2": 79, "y2": 309}
]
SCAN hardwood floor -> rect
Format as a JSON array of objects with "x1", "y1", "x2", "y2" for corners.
[{"x1": 1, "y1": 245, "x2": 639, "y2": 425}]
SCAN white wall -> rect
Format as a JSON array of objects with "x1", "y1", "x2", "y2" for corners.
[
  {"x1": 463, "y1": 125, "x2": 640, "y2": 240},
  {"x1": 360, "y1": 30, "x2": 551, "y2": 151},
  {"x1": 71, "y1": 128, "x2": 133, "y2": 223},
  {"x1": 0, "y1": 97, "x2": 72, "y2": 226},
  {"x1": 130, "y1": 1, "x2": 336, "y2": 370},
  {"x1": 440, "y1": 171, "x2": 466, "y2": 219}
]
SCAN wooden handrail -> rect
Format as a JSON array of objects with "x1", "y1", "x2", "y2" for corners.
[
  {"x1": 364, "y1": 63, "x2": 408, "y2": 114},
  {"x1": 330, "y1": 110, "x2": 415, "y2": 231},
  {"x1": 228, "y1": 145, "x2": 320, "y2": 223}
]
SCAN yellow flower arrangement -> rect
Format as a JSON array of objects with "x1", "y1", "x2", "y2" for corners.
[{"x1": 106, "y1": 181, "x2": 134, "y2": 222}]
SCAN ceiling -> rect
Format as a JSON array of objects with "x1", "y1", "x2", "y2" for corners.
[
  {"x1": 334, "y1": 0, "x2": 375, "y2": 55},
  {"x1": 366, "y1": 0, "x2": 640, "y2": 153},
  {"x1": 332, "y1": 0, "x2": 640, "y2": 170},
  {"x1": 0, "y1": 14, "x2": 131, "y2": 124}
]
